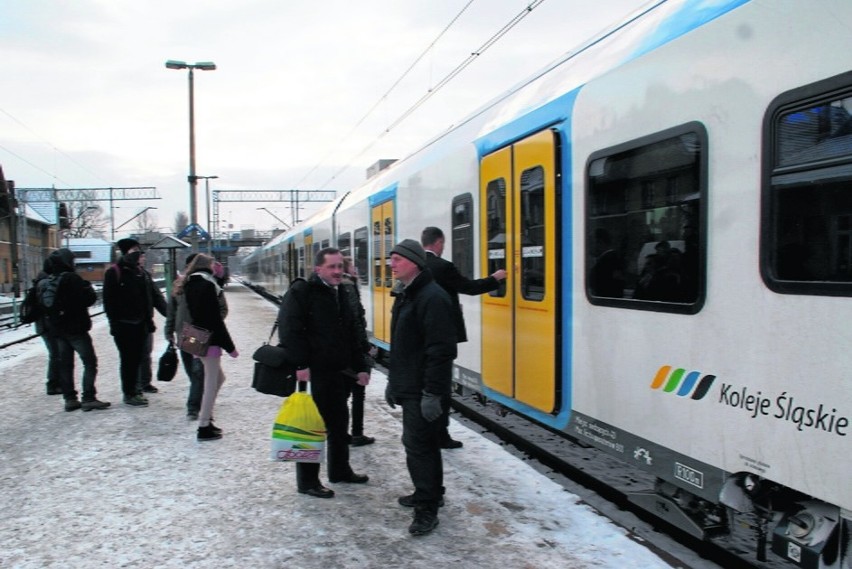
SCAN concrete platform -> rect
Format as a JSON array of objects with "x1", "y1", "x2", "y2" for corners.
[{"x1": 0, "y1": 283, "x2": 670, "y2": 568}]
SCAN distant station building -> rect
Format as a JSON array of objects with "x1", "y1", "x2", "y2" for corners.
[{"x1": 67, "y1": 238, "x2": 113, "y2": 282}]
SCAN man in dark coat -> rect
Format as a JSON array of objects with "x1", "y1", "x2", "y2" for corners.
[
  {"x1": 421, "y1": 226, "x2": 506, "y2": 449},
  {"x1": 44, "y1": 248, "x2": 110, "y2": 412},
  {"x1": 385, "y1": 239, "x2": 457, "y2": 536},
  {"x1": 103, "y1": 238, "x2": 166, "y2": 407},
  {"x1": 33, "y1": 259, "x2": 61, "y2": 395},
  {"x1": 277, "y1": 247, "x2": 371, "y2": 499}
]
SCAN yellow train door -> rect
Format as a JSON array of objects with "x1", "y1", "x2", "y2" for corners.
[
  {"x1": 371, "y1": 200, "x2": 395, "y2": 343},
  {"x1": 480, "y1": 129, "x2": 559, "y2": 413}
]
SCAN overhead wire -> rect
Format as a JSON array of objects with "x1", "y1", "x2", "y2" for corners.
[
  {"x1": 313, "y1": 0, "x2": 548, "y2": 190},
  {"x1": 292, "y1": 0, "x2": 477, "y2": 190}
]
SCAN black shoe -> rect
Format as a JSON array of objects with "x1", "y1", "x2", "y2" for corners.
[
  {"x1": 141, "y1": 385, "x2": 159, "y2": 393},
  {"x1": 47, "y1": 386, "x2": 63, "y2": 396},
  {"x1": 298, "y1": 485, "x2": 335, "y2": 498},
  {"x1": 329, "y1": 473, "x2": 369, "y2": 484},
  {"x1": 197, "y1": 425, "x2": 222, "y2": 441},
  {"x1": 350, "y1": 435, "x2": 375, "y2": 447},
  {"x1": 64, "y1": 399, "x2": 82, "y2": 412},
  {"x1": 409, "y1": 508, "x2": 439, "y2": 536},
  {"x1": 123, "y1": 395, "x2": 149, "y2": 407},
  {"x1": 441, "y1": 438, "x2": 463, "y2": 449},
  {"x1": 81, "y1": 399, "x2": 111, "y2": 411},
  {"x1": 208, "y1": 422, "x2": 222, "y2": 435},
  {"x1": 398, "y1": 494, "x2": 444, "y2": 508}
]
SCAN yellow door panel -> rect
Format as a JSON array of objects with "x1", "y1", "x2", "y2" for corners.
[
  {"x1": 513, "y1": 130, "x2": 557, "y2": 413},
  {"x1": 371, "y1": 201, "x2": 395, "y2": 343},
  {"x1": 480, "y1": 146, "x2": 514, "y2": 397}
]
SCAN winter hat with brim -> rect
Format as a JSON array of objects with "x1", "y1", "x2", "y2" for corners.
[{"x1": 390, "y1": 239, "x2": 427, "y2": 269}]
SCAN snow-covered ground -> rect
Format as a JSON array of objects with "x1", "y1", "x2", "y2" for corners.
[{"x1": 0, "y1": 285, "x2": 675, "y2": 569}]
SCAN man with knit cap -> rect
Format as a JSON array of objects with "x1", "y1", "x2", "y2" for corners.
[{"x1": 386, "y1": 238, "x2": 457, "y2": 536}]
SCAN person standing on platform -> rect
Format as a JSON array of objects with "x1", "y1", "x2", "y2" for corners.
[
  {"x1": 341, "y1": 256, "x2": 375, "y2": 447},
  {"x1": 181, "y1": 254, "x2": 238, "y2": 441},
  {"x1": 385, "y1": 239, "x2": 457, "y2": 536},
  {"x1": 42, "y1": 248, "x2": 110, "y2": 412},
  {"x1": 277, "y1": 247, "x2": 371, "y2": 499},
  {"x1": 421, "y1": 226, "x2": 506, "y2": 449},
  {"x1": 164, "y1": 253, "x2": 206, "y2": 419},
  {"x1": 135, "y1": 248, "x2": 167, "y2": 395},
  {"x1": 33, "y1": 259, "x2": 61, "y2": 396},
  {"x1": 103, "y1": 238, "x2": 165, "y2": 407}
]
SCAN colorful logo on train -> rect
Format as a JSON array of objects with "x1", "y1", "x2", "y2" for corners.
[{"x1": 650, "y1": 365, "x2": 716, "y2": 400}]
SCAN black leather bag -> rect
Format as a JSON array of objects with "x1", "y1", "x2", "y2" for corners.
[
  {"x1": 252, "y1": 322, "x2": 296, "y2": 397},
  {"x1": 157, "y1": 343, "x2": 178, "y2": 382}
]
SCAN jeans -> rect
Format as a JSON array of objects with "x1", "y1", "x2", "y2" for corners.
[
  {"x1": 136, "y1": 332, "x2": 154, "y2": 391},
  {"x1": 41, "y1": 333, "x2": 61, "y2": 390},
  {"x1": 400, "y1": 396, "x2": 444, "y2": 511},
  {"x1": 296, "y1": 372, "x2": 353, "y2": 491},
  {"x1": 111, "y1": 323, "x2": 148, "y2": 398},
  {"x1": 55, "y1": 332, "x2": 98, "y2": 401},
  {"x1": 179, "y1": 348, "x2": 205, "y2": 412}
]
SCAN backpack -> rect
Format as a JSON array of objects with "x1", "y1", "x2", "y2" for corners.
[
  {"x1": 37, "y1": 272, "x2": 68, "y2": 322},
  {"x1": 19, "y1": 284, "x2": 43, "y2": 324}
]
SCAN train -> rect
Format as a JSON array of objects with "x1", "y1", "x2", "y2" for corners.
[{"x1": 242, "y1": 1, "x2": 852, "y2": 567}]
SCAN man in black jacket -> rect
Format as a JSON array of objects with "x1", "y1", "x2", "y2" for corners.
[
  {"x1": 421, "y1": 226, "x2": 506, "y2": 449},
  {"x1": 43, "y1": 248, "x2": 110, "y2": 412},
  {"x1": 277, "y1": 247, "x2": 371, "y2": 499},
  {"x1": 103, "y1": 238, "x2": 167, "y2": 407},
  {"x1": 386, "y1": 239, "x2": 457, "y2": 536}
]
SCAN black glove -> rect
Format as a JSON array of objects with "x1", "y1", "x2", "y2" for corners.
[
  {"x1": 384, "y1": 384, "x2": 397, "y2": 409},
  {"x1": 420, "y1": 392, "x2": 442, "y2": 422}
]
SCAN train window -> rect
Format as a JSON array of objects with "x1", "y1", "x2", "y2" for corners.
[
  {"x1": 485, "y1": 178, "x2": 507, "y2": 298},
  {"x1": 339, "y1": 232, "x2": 351, "y2": 257},
  {"x1": 762, "y1": 72, "x2": 852, "y2": 296},
  {"x1": 520, "y1": 166, "x2": 546, "y2": 301},
  {"x1": 586, "y1": 123, "x2": 706, "y2": 314},
  {"x1": 297, "y1": 246, "x2": 305, "y2": 279},
  {"x1": 372, "y1": 220, "x2": 382, "y2": 289},
  {"x1": 354, "y1": 226, "x2": 369, "y2": 287},
  {"x1": 451, "y1": 194, "x2": 474, "y2": 279}
]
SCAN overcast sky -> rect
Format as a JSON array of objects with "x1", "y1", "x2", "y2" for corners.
[{"x1": 0, "y1": 0, "x2": 649, "y2": 235}]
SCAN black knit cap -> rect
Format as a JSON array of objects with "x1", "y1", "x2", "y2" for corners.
[
  {"x1": 117, "y1": 238, "x2": 142, "y2": 255},
  {"x1": 390, "y1": 239, "x2": 427, "y2": 268}
]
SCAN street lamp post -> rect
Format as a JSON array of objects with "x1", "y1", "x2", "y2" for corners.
[
  {"x1": 197, "y1": 175, "x2": 218, "y2": 253},
  {"x1": 165, "y1": 59, "x2": 216, "y2": 253}
]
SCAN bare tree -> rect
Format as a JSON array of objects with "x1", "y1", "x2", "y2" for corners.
[
  {"x1": 67, "y1": 191, "x2": 109, "y2": 239},
  {"x1": 134, "y1": 209, "x2": 159, "y2": 234},
  {"x1": 174, "y1": 211, "x2": 188, "y2": 234}
]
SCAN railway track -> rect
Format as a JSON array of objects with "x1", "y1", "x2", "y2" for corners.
[{"x1": 239, "y1": 279, "x2": 801, "y2": 569}]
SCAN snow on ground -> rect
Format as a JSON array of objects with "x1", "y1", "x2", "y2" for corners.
[{"x1": 0, "y1": 285, "x2": 673, "y2": 569}]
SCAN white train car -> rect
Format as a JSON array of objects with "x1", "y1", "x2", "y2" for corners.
[{"x1": 244, "y1": 1, "x2": 852, "y2": 565}]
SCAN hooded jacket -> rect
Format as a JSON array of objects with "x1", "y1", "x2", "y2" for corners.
[
  {"x1": 103, "y1": 251, "x2": 167, "y2": 333},
  {"x1": 387, "y1": 269, "x2": 457, "y2": 398},
  {"x1": 45, "y1": 248, "x2": 96, "y2": 335}
]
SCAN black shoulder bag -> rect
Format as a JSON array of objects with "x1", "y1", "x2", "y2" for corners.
[{"x1": 251, "y1": 321, "x2": 296, "y2": 397}]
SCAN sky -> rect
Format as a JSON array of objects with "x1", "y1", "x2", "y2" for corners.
[{"x1": 0, "y1": 0, "x2": 650, "y2": 237}]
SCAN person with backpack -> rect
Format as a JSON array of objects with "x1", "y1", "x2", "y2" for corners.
[
  {"x1": 29, "y1": 259, "x2": 62, "y2": 396},
  {"x1": 103, "y1": 238, "x2": 166, "y2": 407},
  {"x1": 41, "y1": 248, "x2": 110, "y2": 412}
]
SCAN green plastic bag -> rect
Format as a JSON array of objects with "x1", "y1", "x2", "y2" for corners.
[{"x1": 270, "y1": 391, "x2": 326, "y2": 462}]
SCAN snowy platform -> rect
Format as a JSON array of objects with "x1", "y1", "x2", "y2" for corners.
[{"x1": 0, "y1": 284, "x2": 670, "y2": 569}]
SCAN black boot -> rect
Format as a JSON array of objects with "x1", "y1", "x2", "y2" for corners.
[{"x1": 197, "y1": 425, "x2": 222, "y2": 441}]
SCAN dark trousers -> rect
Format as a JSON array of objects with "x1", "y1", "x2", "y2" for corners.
[
  {"x1": 400, "y1": 396, "x2": 444, "y2": 511},
  {"x1": 55, "y1": 331, "x2": 98, "y2": 402},
  {"x1": 111, "y1": 323, "x2": 148, "y2": 398},
  {"x1": 179, "y1": 348, "x2": 205, "y2": 412},
  {"x1": 41, "y1": 333, "x2": 60, "y2": 390},
  {"x1": 350, "y1": 380, "x2": 366, "y2": 437},
  {"x1": 296, "y1": 372, "x2": 353, "y2": 491},
  {"x1": 439, "y1": 395, "x2": 453, "y2": 444},
  {"x1": 136, "y1": 332, "x2": 154, "y2": 391}
]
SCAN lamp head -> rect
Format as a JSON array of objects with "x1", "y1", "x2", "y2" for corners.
[
  {"x1": 194, "y1": 62, "x2": 217, "y2": 71},
  {"x1": 165, "y1": 60, "x2": 188, "y2": 69}
]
